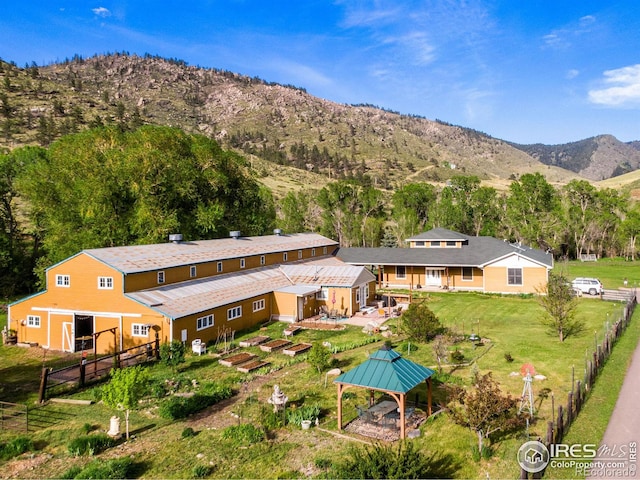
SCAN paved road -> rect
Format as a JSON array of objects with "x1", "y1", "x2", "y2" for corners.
[{"x1": 587, "y1": 329, "x2": 640, "y2": 479}]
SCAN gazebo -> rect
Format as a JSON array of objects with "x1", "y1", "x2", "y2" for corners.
[{"x1": 334, "y1": 345, "x2": 435, "y2": 439}]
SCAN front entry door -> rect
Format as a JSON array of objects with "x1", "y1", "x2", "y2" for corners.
[
  {"x1": 74, "y1": 314, "x2": 94, "y2": 352},
  {"x1": 425, "y1": 269, "x2": 442, "y2": 286}
]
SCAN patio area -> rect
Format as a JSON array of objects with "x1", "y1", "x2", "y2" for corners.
[{"x1": 344, "y1": 402, "x2": 426, "y2": 441}]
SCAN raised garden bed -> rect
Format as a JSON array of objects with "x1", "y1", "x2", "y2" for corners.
[
  {"x1": 282, "y1": 343, "x2": 312, "y2": 357},
  {"x1": 236, "y1": 359, "x2": 270, "y2": 373},
  {"x1": 239, "y1": 335, "x2": 271, "y2": 347},
  {"x1": 218, "y1": 352, "x2": 258, "y2": 367},
  {"x1": 260, "y1": 339, "x2": 292, "y2": 352},
  {"x1": 283, "y1": 325, "x2": 302, "y2": 337}
]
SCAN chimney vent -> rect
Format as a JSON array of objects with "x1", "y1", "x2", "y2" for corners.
[
  {"x1": 230, "y1": 231, "x2": 241, "y2": 239},
  {"x1": 273, "y1": 228, "x2": 283, "y2": 236},
  {"x1": 169, "y1": 234, "x2": 183, "y2": 244}
]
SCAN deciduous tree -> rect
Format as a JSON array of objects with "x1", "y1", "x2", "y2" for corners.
[
  {"x1": 536, "y1": 272, "x2": 582, "y2": 342},
  {"x1": 101, "y1": 365, "x2": 150, "y2": 439}
]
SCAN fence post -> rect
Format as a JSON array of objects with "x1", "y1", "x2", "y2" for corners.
[
  {"x1": 567, "y1": 391, "x2": 573, "y2": 425},
  {"x1": 155, "y1": 333, "x2": 160, "y2": 360},
  {"x1": 38, "y1": 367, "x2": 49, "y2": 404},
  {"x1": 556, "y1": 405, "x2": 564, "y2": 443},
  {"x1": 79, "y1": 360, "x2": 86, "y2": 387}
]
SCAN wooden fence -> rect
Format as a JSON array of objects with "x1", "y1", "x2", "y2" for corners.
[
  {"x1": 38, "y1": 338, "x2": 160, "y2": 403},
  {"x1": 0, "y1": 401, "x2": 29, "y2": 432},
  {"x1": 520, "y1": 291, "x2": 637, "y2": 478}
]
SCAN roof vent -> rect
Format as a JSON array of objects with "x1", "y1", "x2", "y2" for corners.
[
  {"x1": 274, "y1": 228, "x2": 283, "y2": 236},
  {"x1": 169, "y1": 234, "x2": 183, "y2": 244},
  {"x1": 230, "y1": 231, "x2": 241, "y2": 240}
]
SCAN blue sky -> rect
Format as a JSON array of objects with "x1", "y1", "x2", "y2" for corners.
[{"x1": 2, "y1": 1, "x2": 639, "y2": 144}]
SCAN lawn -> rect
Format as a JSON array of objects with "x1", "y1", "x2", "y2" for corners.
[{"x1": 0, "y1": 259, "x2": 639, "y2": 479}]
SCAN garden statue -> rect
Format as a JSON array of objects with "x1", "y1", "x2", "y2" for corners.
[{"x1": 267, "y1": 384, "x2": 288, "y2": 413}]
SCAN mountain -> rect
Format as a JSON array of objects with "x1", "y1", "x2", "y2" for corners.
[
  {"x1": 0, "y1": 53, "x2": 631, "y2": 189},
  {"x1": 509, "y1": 136, "x2": 640, "y2": 181}
]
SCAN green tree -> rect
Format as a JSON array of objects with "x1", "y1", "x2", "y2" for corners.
[
  {"x1": 446, "y1": 372, "x2": 523, "y2": 458},
  {"x1": 101, "y1": 365, "x2": 150, "y2": 439},
  {"x1": 306, "y1": 342, "x2": 332, "y2": 374},
  {"x1": 535, "y1": 271, "x2": 581, "y2": 342},
  {"x1": 160, "y1": 340, "x2": 186, "y2": 371},
  {"x1": 400, "y1": 301, "x2": 443, "y2": 342}
]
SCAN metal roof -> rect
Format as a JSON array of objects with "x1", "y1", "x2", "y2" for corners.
[
  {"x1": 337, "y1": 228, "x2": 553, "y2": 268},
  {"x1": 85, "y1": 233, "x2": 338, "y2": 274},
  {"x1": 126, "y1": 259, "x2": 375, "y2": 319},
  {"x1": 334, "y1": 347, "x2": 435, "y2": 394}
]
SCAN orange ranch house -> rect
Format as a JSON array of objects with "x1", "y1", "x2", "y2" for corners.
[{"x1": 8, "y1": 232, "x2": 376, "y2": 354}]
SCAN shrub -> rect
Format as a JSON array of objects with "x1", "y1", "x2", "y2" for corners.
[
  {"x1": 80, "y1": 423, "x2": 93, "y2": 434},
  {"x1": 221, "y1": 424, "x2": 265, "y2": 445},
  {"x1": 287, "y1": 404, "x2": 320, "y2": 426},
  {"x1": 192, "y1": 465, "x2": 213, "y2": 478},
  {"x1": 67, "y1": 434, "x2": 114, "y2": 457},
  {"x1": 181, "y1": 427, "x2": 196, "y2": 439},
  {"x1": 400, "y1": 302, "x2": 444, "y2": 342},
  {"x1": 504, "y1": 352, "x2": 514, "y2": 363},
  {"x1": 314, "y1": 457, "x2": 331, "y2": 470},
  {"x1": 259, "y1": 405, "x2": 284, "y2": 431},
  {"x1": 450, "y1": 348, "x2": 465, "y2": 363},
  {"x1": 68, "y1": 456, "x2": 134, "y2": 479},
  {"x1": 0, "y1": 435, "x2": 34, "y2": 460},
  {"x1": 158, "y1": 382, "x2": 233, "y2": 420}
]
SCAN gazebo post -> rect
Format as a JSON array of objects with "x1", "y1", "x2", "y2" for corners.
[
  {"x1": 399, "y1": 394, "x2": 406, "y2": 439},
  {"x1": 337, "y1": 384, "x2": 343, "y2": 431},
  {"x1": 369, "y1": 389, "x2": 374, "y2": 407}
]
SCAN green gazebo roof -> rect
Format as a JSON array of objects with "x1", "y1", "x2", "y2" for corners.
[{"x1": 334, "y1": 346, "x2": 435, "y2": 393}]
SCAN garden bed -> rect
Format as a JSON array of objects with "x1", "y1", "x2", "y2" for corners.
[
  {"x1": 238, "y1": 335, "x2": 271, "y2": 347},
  {"x1": 236, "y1": 359, "x2": 270, "y2": 373},
  {"x1": 282, "y1": 343, "x2": 312, "y2": 357},
  {"x1": 260, "y1": 339, "x2": 292, "y2": 352},
  {"x1": 218, "y1": 352, "x2": 258, "y2": 367}
]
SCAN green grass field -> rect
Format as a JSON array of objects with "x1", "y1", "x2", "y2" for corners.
[{"x1": 0, "y1": 259, "x2": 638, "y2": 478}]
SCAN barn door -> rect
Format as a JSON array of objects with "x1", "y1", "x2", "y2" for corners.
[
  {"x1": 62, "y1": 322, "x2": 73, "y2": 352},
  {"x1": 74, "y1": 314, "x2": 94, "y2": 352}
]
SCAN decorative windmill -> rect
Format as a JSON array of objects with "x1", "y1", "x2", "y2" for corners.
[{"x1": 519, "y1": 363, "x2": 535, "y2": 416}]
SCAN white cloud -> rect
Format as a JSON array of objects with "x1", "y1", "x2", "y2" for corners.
[
  {"x1": 566, "y1": 69, "x2": 580, "y2": 80},
  {"x1": 92, "y1": 7, "x2": 111, "y2": 18},
  {"x1": 542, "y1": 14, "x2": 597, "y2": 49},
  {"x1": 588, "y1": 64, "x2": 640, "y2": 107}
]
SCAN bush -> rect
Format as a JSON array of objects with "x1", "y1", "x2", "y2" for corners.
[
  {"x1": 67, "y1": 434, "x2": 114, "y2": 456},
  {"x1": 504, "y1": 352, "x2": 514, "y2": 363},
  {"x1": 287, "y1": 404, "x2": 320, "y2": 426},
  {"x1": 192, "y1": 465, "x2": 213, "y2": 478},
  {"x1": 0, "y1": 435, "x2": 34, "y2": 460},
  {"x1": 221, "y1": 424, "x2": 265, "y2": 444},
  {"x1": 450, "y1": 348, "x2": 465, "y2": 363},
  {"x1": 259, "y1": 405, "x2": 284, "y2": 431},
  {"x1": 65, "y1": 457, "x2": 134, "y2": 479},
  {"x1": 158, "y1": 382, "x2": 233, "y2": 420},
  {"x1": 400, "y1": 302, "x2": 444, "y2": 342},
  {"x1": 181, "y1": 427, "x2": 196, "y2": 439}
]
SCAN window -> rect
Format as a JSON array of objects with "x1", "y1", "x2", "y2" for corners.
[
  {"x1": 217, "y1": 262, "x2": 223, "y2": 273},
  {"x1": 316, "y1": 287, "x2": 329, "y2": 300},
  {"x1": 98, "y1": 276, "x2": 113, "y2": 289},
  {"x1": 508, "y1": 268, "x2": 523, "y2": 286},
  {"x1": 323, "y1": 247, "x2": 327, "y2": 254},
  {"x1": 240, "y1": 258, "x2": 246, "y2": 269},
  {"x1": 430, "y1": 241, "x2": 440, "y2": 247},
  {"x1": 446, "y1": 241, "x2": 457, "y2": 247},
  {"x1": 355, "y1": 289, "x2": 360, "y2": 303},
  {"x1": 253, "y1": 299, "x2": 265, "y2": 312},
  {"x1": 396, "y1": 266, "x2": 406, "y2": 279},
  {"x1": 298, "y1": 250, "x2": 303, "y2": 259},
  {"x1": 283, "y1": 252, "x2": 288, "y2": 262},
  {"x1": 365, "y1": 284, "x2": 369, "y2": 299},
  {"x1": 196, "y1": 314, "x2": 214, "y2": 331},
  {"x1": 27, "y1": 315, "x2": 40, "y2": 328},
  {"x1": 157, "y1": 271, "x2": 165, "y2": 284},
  {"x1": 260, "y1": 255, "x2": 266, "y2": 265},
  {"x1": 415, "y1": 241, "x2": 425, "y2": 247},
  {"x1": 227, "y1": 306, "x2": 242, "y2": 321},
  {"x1": 190, "y1": 266, "x2": 197, "y2": 278},
  {"x1": 462, "y1": 267, "x2": 473, "y2": 281},
  {"x1": 56, "y1": 274, "x2": 70, "y2": 287},
  {"x1": 311, "y1": 248, "x2": 316, "y2": 257},
  {"x1": 132, "y1": 323, "x2": 150, "y2": 337}
]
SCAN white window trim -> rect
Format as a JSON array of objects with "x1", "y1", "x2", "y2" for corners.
[
  {"x1": 507, "y1": 267, "x2": 523, "y2": 286},
  {"x1": 227, "y1": 306, "x2": 242, "y2": 321},
  {"x1": 98, "y1": 276, "x2": 113, "y2": 289},
  {"x1": 316, "y1": 287, "x2": 329, "y2": 300},
  {"x1": 27, "y1": 315, "x2": 41, "y2": 328},
  {"x1": 132, "y1": 323, "x2": 150, "y2": 337},
  {"x1": 298, "y1": 250, "x2": 303, "y2": 259},
  {"x1": 283, "y1": 252, "x2": 288, "y2": 262},
  {"x1": 323, "y1": 247, "x2": 327, "y2": 254},
  {"x1": 311, "y1": 248, "x2": 316, "y2": 257},
  {"x1": 240, "y1": 258, "x2": 246, "y2": 269},
  {"x1": 190, "y1": 265, "x2": 197, "y2": 278},
  {"x1": 396, "y1": 266, "x2": 406, "y2": 279},
  {"x1": 157, "y1": 271, "x2": 165, "y2": 284},
  {"x1": 253, "y1": 299, "x2": 265, "y2": 312},
  {"x1": 196, "y1": 314, "x2": 214, "y2": 331},
  {"x1": 217, "y1": 262, "x2": 223, "y2": 273},
  {"x1": 260, "y1": 255, "x2": 266, "y2": 265},
  {"x1": 56, "y1": 274, "x2": 70, "y2": 287}
]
